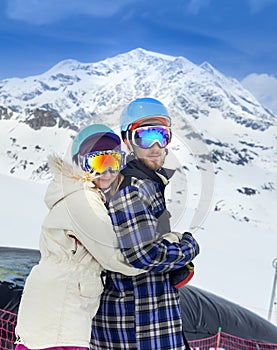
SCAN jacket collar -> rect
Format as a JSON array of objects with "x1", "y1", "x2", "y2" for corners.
[{"x1": 121, "y1": 158, "x2": 175, "y2": 187}]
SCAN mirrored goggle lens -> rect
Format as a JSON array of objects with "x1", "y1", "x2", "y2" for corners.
[
  {"x1": 80, "y1": 151, "x2": 125, "y2": 174},
  {"x1": 133, "y1": 127, "x2": 171, "y2": 149}
]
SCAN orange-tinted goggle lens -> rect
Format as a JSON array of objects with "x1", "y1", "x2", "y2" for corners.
[{"x1": 79, "y1": 151, "x2": 126, "y2": 174}]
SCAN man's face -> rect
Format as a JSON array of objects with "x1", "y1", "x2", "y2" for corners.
[
  {"x1": 132, "y1": 119, "x2": 169, "y2": 170},
  {"x1": 133, "y1": 143, "x2": 167, "y2": 170}
]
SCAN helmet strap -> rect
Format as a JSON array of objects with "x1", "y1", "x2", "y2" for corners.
[{"x1": 125, "y1": 139, "x2": 135, "y2": 154}]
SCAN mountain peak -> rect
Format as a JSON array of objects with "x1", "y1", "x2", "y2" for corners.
[
  {"x1": 130, "y1": 47, "x2": 176, "y2": 61},
  {"x1": 200, "y1": 61, "x2": 216, "y2": 73},
  {"x1": 0, "y1": 48, "x2": 275, "y2": 234}
]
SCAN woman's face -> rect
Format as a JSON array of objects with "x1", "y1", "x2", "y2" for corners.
[{"x1": 93, "y1": 171, "x2": 118, "y2": 190}]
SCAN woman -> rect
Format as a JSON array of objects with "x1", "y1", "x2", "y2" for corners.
[{"x1": 14, "y1": 124, "x2": 143, "y2": 350}]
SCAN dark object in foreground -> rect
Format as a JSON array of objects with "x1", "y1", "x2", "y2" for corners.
[
  {"x1": 1, "y1": 280, "x2": 276, "y2": 344},
  {"x1": 0, "y1": 247, "x2": 276, "y2": 344},
  {"x1": 180, "y1": 285, "x2": 277, "y2": 343}
]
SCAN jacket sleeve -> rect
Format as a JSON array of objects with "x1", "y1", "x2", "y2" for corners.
[
  {"x1": 63, "y1": 188, "x2": 143, "y2": 276},
  {"x1": 109, "y1": 183, "x2": 200, "y2": 273}
]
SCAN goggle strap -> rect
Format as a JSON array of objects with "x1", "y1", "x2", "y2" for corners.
[{"x1": 129, "y1": 117, "x2": 171, "y2": 131}]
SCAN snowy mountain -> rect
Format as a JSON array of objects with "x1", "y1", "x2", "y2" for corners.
[
  {"x1": 0, "y1": 48, "x2": 276, "y2": 231},
  {"x1": 0, "y1": 48, "x2": 276, "y2": 323}
]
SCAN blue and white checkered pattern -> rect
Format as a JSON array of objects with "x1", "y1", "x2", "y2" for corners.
[{"x1": 91, "y1": 174, "x2": 199, "y2": 349}]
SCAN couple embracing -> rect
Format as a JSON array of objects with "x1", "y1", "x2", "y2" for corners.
[{"x1": 15, "y1": 98, "x2": 199, "y2": 350}]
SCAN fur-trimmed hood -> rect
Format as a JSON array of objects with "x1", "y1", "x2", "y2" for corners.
[{"x1": 45, "y1": 154, "x2": 103, "y2": 210}]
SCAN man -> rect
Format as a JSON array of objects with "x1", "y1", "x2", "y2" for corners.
[{"x1": 91, "y1": 98, "x2": 199, "y2": 349}]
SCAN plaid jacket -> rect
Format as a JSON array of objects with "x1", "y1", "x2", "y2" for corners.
[{"x1": 91, "y1": 160, "x2": 199, "y2": 349}]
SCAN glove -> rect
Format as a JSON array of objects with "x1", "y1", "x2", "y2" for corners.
[{"x1": 169, "y1": 262, "x2": 194, "y2": 289}]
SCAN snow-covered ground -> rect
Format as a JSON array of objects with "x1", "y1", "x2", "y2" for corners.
[
  {"x1": 1, "y1": 173, "x2": 276, "y2": 326},
  {"x1": 0, "y1": 174, "x2": 48, "y2": 249}
]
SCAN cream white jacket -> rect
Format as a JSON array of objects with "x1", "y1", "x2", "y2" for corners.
[{"x1": 15, "y1": 156, "x2": 143, "y2": 349}]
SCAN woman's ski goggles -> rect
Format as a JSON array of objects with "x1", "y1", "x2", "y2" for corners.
[
  {"x1": 78, "y1": 150, "x2": 126, "y2": 174},
  {"x1": 131, "y1": 126, "x2": 171, "y2": 149}
]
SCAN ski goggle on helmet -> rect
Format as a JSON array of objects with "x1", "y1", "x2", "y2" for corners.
[
  {"x1": 78, "y1": 150, "x2": 126, "y2": 174},
  {"x1": 131, "y1": 126, "x2": 171, "y2": 149}
]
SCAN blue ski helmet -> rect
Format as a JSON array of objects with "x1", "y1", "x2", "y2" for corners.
[
  {"x1": 120, "y1": 98, "x2": 171, "y2": 132},
  {"x1": 71, "y1": 124, "x2": 121, "y2": 162}
]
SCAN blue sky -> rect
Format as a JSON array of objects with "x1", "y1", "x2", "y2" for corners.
[{"x1": 0, "y1": 0, "x2": 277, "y2": 81}]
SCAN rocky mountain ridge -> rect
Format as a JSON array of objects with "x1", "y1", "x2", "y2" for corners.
[{"x1": 0, "y1": 48, "x2": 276, "y2": 231}]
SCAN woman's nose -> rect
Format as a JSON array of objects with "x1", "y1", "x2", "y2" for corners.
[{"x1": 100, "y1": 170, "x2": 113, "y2": 178}]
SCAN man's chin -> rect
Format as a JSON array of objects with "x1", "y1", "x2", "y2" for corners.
[{"x1": 141, "y1": 158, "x2": 163, "y2": 171}]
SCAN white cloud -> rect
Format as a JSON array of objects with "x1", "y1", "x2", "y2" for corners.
[
  {"x1": 241, "y1": 73, "x2": 277, "y2": 114},
  {"x1": 5, "y1": 0, "x2": 137, "y2": 25}
]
